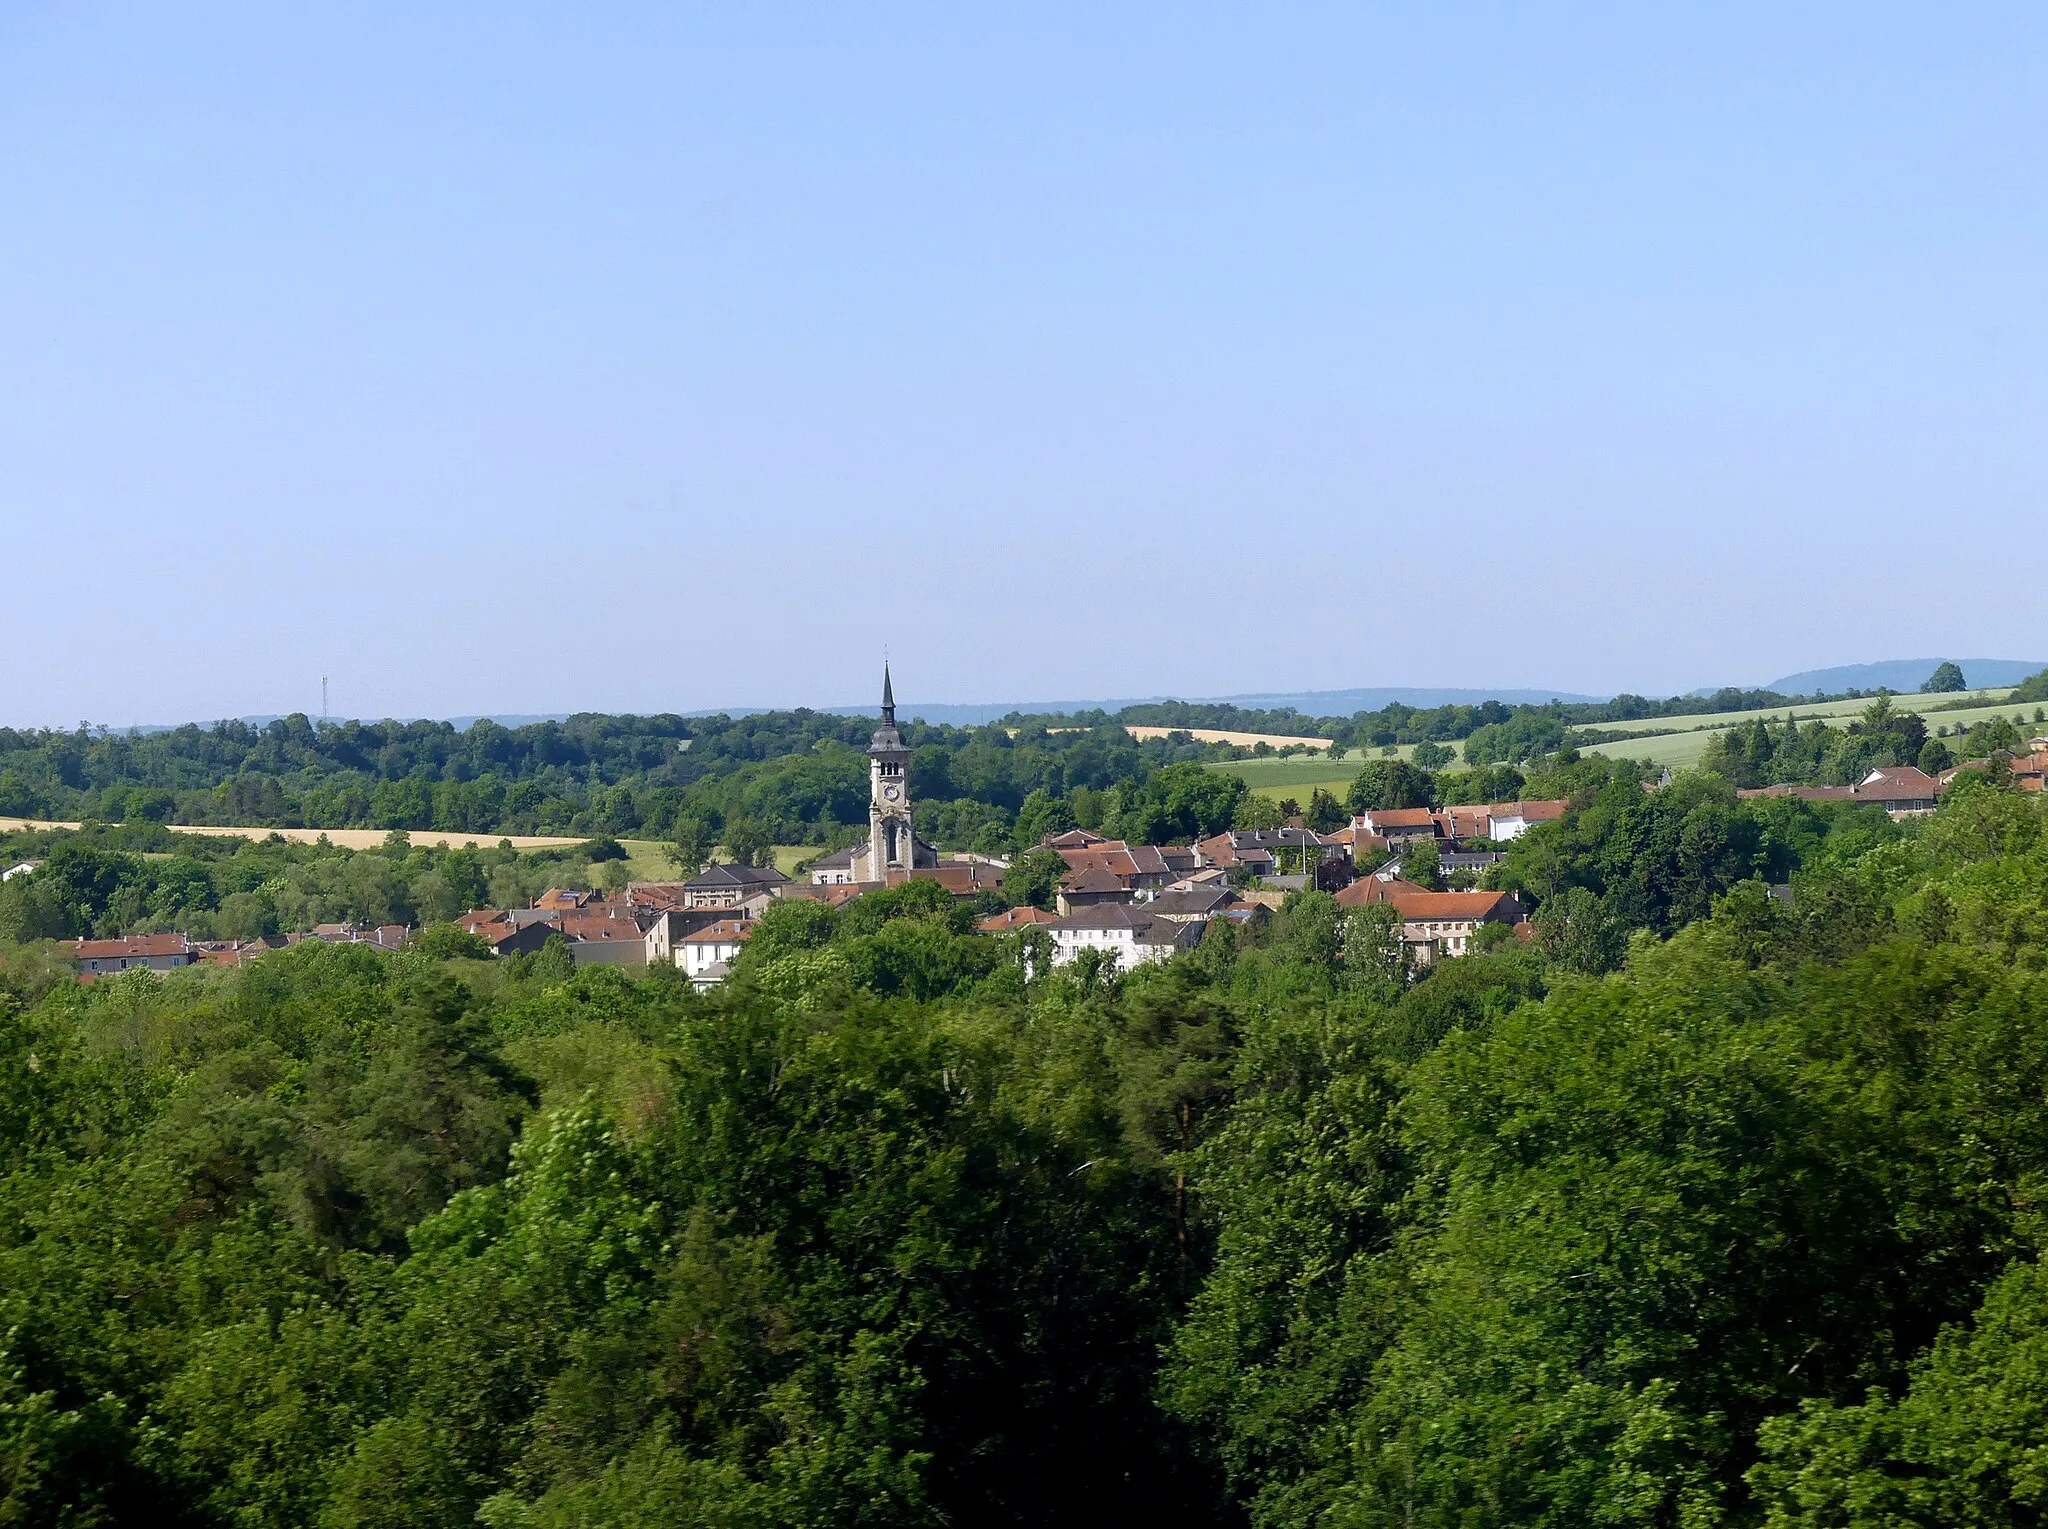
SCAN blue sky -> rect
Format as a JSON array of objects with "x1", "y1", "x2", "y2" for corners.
[{"x1": 3, "y1": 3, "x2": 2044, "y2": 724}]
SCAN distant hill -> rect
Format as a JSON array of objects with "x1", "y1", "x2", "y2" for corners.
[
  {"x1": 831, "y1": 686, "x2": 1609, "y2": 727},
  {"x1": 1761, "y1": 659, "x2": 2045, "y2": 696}
]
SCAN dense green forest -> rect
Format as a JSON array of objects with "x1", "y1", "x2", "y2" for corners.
[{"x1": 6, "y1": 769, "x2": 2048, "y2": 1524}]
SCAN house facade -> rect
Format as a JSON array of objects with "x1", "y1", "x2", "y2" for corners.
[
  {"x1": 72, "y1": 933, "x2": 197, "y2": 975},
  {"x1": 1045, "y1": 903, "x2": 1201, "y2": 968}
]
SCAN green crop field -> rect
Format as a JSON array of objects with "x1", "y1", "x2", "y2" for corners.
[
  {"x1": 1583, "y1": 686, "x2": 2017, "y2": 740},
  {"x1": 615, "y1": 840, "x2": 817, "y2": 883},
  {"x1": 1579, "y1": 692, "x2": 2044, "y2": 771},
  {"x1": 1209, "y1": 751, "x2": 1402, "y2": 802}
]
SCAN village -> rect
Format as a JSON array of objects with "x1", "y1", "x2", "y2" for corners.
[
  {"x1": 59, "y1": 676, "x2": 1582, "y2": 986},
  {"x1": 57, "y1": 679, "x2": 2048, "y2": 988}
]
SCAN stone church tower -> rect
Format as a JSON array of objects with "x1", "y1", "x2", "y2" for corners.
[{"x1": 867, "y1": 665, "x2": 915, "y2": 877}]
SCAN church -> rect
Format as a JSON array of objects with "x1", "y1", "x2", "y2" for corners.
[{"x1": 807, "y1": 667, "x2": 941, "y2": 886}]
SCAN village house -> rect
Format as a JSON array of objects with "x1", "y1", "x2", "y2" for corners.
[
  {"x1": 1143, "y1": 885, "x2": 1243, "y2": 923},
  {"x1": 1055, "y1": 863, "x2": 1133, "y2": 914},
  {"x1": 1352, "y1": 807, "x2": 1441, "y2": 846},
  {"x1": 1045, "y1": 902, "x2": 1202, "y2": 969},
  {"x1": 1049, "y1": 839, "x2": 1176, "y2": 894},
  {"x1": 1741, "y1": 767, "x2": 1945, "y2": 820},
  {"x1": 1334, "y1": 878, "x2": 1525, "y2": 962},
  {"x1": 677, "y1": 917, "x2": 754, "y2": 988},
  {"x1": 72, "y1": 933, "x2": 198, "y2": 976},
  {"x1": 1480, "y1": 801, "x2": 1568, "y2": 840},
  {"x1": 1191, "y1": 833, "x2": 1275, "y2": 878},
  {"x1": 643, "y1": 903, "x2": 768, "y2": 964},
  {"x1": 684, "y1": 863, "x2": 791, "y2": 908},
  {"x1": 1852, "y1": 766, "x2": 1944, "y2": 816}
]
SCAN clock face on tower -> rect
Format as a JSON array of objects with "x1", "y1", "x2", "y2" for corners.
[{"x1": 883, "y1": 785, "x2": 901, "y2": 802}]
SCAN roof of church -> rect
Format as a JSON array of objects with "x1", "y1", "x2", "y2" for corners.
[{"x1": 869, "y1": 665, "x2": 906, "y2": 753}]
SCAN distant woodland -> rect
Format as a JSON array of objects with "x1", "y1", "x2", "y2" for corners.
[{"x1": 6, "y1": 669, "x2": 2038, "y2": 848}]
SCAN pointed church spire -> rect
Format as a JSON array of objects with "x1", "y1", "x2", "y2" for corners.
[{"x1": 880, "y1": 663, "x2": 896, "y2": 728}]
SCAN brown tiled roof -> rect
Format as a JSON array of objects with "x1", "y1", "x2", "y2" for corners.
[
  {"x1": 1360, "y1": 807, "x2": 1437, "y2": 829},
  {"x1": 781, "y1": 882, "x2": 878, "y2": 905},
  {"x1": 1380, "y1": 888, "x2": 1520, "y2": 920},
  {"x1": 1041, "y1": 829, "x2": 1110, "y2": 849},
  {"x1": 1439, "y1": 807, "x2": 1490, "y2": 838},
  {"x1": 681, "y1": 918, "x2": 754, "y2": 944},
  {"x1": 910, "y1": 862, "x2": 1005, "y2": 896},
  {"x1": 1854, "y1": 767, "x2": 1944, "y2": 802},
  {"x1": 1060, "y1": 864, "x2": 1128, "y2": 894},
  {"x1": 1333, "y1": 877, "x2": 1429, "y2": 907},
  {"x1": 977, "y1": 906, "x2": 1059, "y2": 932},
  {"x1": 625, "y1": 882, "x2": 692, "y2": 909},
  {"x1": 1738, "y1": 785, "x2": 1856, "y2": 801},
  {"x1": 72, "y1": 933, "x2": 190, "y2": 960},
  {"x1": 556, "y1": 912, "x2": 643, "y2": 943},
  {"x1": 1487, "y1": 799, "x2": 1568, "y2": 822}
]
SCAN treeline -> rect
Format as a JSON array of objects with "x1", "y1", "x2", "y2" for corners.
[
  {"x1": 1699, "y1": 694, "x2": 2047, "y2": 788},
  {"x1": 0, "y1": 824, "x2": 611, "y2": 942},
  {"x1": 8, "y1": 675, "x2": 1993, "y2": 842},
  {"x1": 0, "y1": 713, "x2": 1224, "y2": 845},
  {"x1": 5, "y1": 771, "x2": 2048, "y2": 1523},
  {"x1": 1079, "y1": 684, "x2": 1868, "y2": 750}
]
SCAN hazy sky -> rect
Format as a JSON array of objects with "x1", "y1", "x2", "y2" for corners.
[{"x1": 4, "y1": 3, "x2": 2044, "y2": 725}]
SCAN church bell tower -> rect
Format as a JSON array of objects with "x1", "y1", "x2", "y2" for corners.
[{"x1": 868, "y1": 665, "x2": 914, "y2": 878}]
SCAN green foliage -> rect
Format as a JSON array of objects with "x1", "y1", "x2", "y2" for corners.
[
  {"x1": 1402, "y1": 836, "x2": 1444, "y2": 890},
  {"x1": 415, "y1": 922, "x2": 493, "y2": 960},
  {"x1": 2009, "y1": 666, "x2": 2048, "y2": 705},
  {"x1": 1000, "y1": 848, "x2": 1067, "y2": 910},
  {"x1": 3, "y1": 773, "x2": 2048, "y2": 1526},
  {"x1": 1700, "y1": 703, "x2": 1930, "y2": 788},
  {"x1": 1462, "y1": 712, "x2": 1568, "y2": 765},
  {"x1": 1345, "y1": 759, "x2": 1435, "y2": 813},
  {"x1": 1920, "y1": 660, "x2": 1968, "y2": 693},
  {"x1": 1305, "y1": 788, "x2": 1347, "y2": 834}
]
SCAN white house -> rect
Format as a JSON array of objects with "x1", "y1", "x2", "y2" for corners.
[
  {"x1": 1046, "y1": 903, "x2": 1201, "y2": 969},
  {"x1": 677, "y1": 917, "x2": 754, "y2": 987},
  {"x1": 1476, "y1": 800, "x2": 1568, "y2": 841}
]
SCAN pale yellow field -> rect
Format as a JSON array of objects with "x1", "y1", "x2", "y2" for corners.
[{"x1": 1124, "y1": 725, "x2": 1336, "y2": 750}]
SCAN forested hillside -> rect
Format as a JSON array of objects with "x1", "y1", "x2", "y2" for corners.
[{"x1": 6, "y1": 773, "x2": 2048, "y2": 1525}]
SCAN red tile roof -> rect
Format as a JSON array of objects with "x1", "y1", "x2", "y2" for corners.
[
  {"x1": 1380, "y1": 888, "x2": 1520, "y2": 921},
  {"x1": 977, "y1": 906, "x2": 1059, "y2": 932},
  {"x1": 681, "y1": 918, "x2": 755, "y2": 944},
  {"x1": 72, "y1": 933, "x2": 191, "y2": 960},
  {"x1": 1854, "y1": 766, "x2": 1944, "y2": 802},
  {"x1": 1360, "y1": 807, "x2": 1437, "y2": 829},
  {"x1": 1488, "y1": 799, "x2": 1568, "y2": 822}
]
